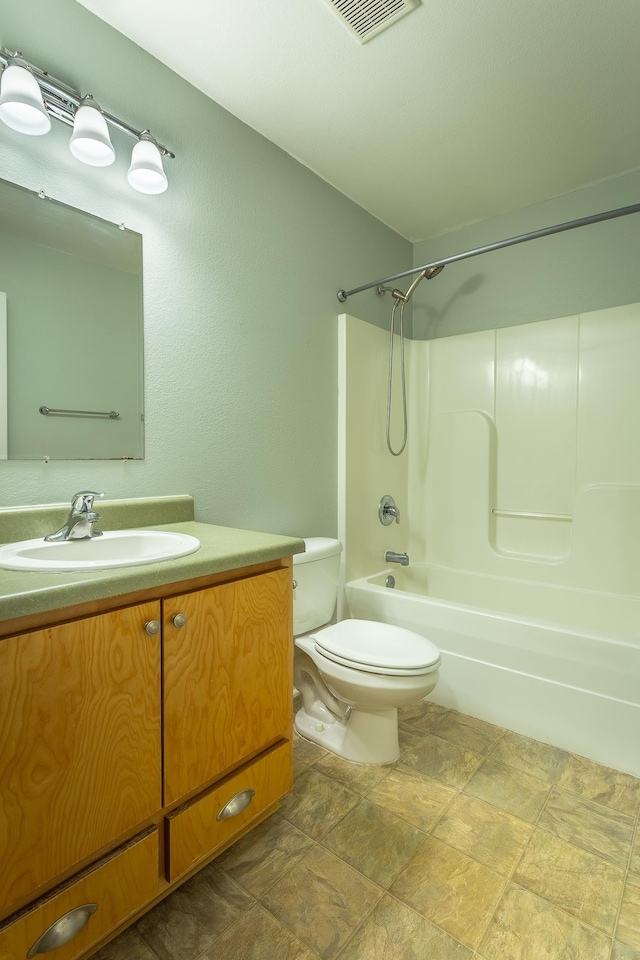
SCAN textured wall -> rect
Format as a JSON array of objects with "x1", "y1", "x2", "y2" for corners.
[
  {"x1": 411, "y1": 170, "x2": 640, "y2": 340},
  {"x1": 0, "y1": 0, "x2": 411, "y2": 536}
]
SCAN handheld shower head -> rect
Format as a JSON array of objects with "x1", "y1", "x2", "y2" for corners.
[
  {"x1": 423, "y1": 264, "x2": 445, "y2": 280},
  {"x1": 391, "y1": 263, "x2": 445, "y2": 303}
]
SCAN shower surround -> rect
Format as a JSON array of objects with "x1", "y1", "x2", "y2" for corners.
[{"x1": 338, "y1": 307, "x2": 640, "y2": 775}]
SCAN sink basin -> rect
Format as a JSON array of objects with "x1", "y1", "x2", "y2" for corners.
[{"x1": 0, "y1": 529, "x2": 202, "y2": 572}]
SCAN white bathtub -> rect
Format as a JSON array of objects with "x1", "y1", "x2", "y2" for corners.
[{"x1": 345, "y1": 565, "x2": 640, "y2": 777}]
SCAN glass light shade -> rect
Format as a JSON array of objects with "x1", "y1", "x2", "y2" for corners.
[
  {"x1": 70, "y1": 100, "x2": 115, "y2": 167},
  {"x1": 127, "y1": 137, "x2": 168, "y2": 194},
  {"x1": 0, "y1": 62, "x2": 51, "y2": 135}
]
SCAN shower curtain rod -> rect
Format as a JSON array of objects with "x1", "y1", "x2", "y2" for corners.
[{"x1": 336, "y1": 201, "x2": 640, "y2": 303}]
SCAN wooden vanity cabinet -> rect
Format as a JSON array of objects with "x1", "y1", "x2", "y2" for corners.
[{"x1": 0, "y1": 558, "x2": 293, "y2": 960}]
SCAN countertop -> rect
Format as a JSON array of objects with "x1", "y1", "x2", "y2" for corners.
[{"x1": 0, "y1": 520, "x2": 305, "y2": 624}]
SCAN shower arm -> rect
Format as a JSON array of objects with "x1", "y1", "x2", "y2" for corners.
[{"x1": 336, "y1": 202, "x2": 640, "y2": 303}]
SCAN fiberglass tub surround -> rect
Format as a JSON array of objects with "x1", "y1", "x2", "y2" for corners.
[{"x1": 339, "y1": 305, "x2": 640, "y2": 777}]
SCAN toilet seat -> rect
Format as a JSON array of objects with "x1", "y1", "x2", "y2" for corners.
[{"x1": 312, "y1": 619, "x2": 440, "y2": 677}]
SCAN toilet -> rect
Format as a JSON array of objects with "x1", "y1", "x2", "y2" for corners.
[{"x1": 293, "y1": 537, "x2": 440, "y2": 764}]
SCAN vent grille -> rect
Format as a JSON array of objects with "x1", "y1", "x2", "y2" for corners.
[{"x1": 322, "y1": 0, "x2": 419, "y2": 43}]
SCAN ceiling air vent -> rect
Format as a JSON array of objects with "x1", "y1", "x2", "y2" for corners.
[{"x1": 321, "y1": 0, "x2": 420, "y2": 44}]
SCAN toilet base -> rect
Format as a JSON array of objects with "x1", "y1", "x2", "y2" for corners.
[{"x1": 294, "y1": 703, "x2": 399, "y2": 765}]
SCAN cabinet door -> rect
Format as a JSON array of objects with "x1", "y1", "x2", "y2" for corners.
[
  {"x1": 0, "y1": 603, "x2": 161, "y2": 916},
  {"x1": 163, "y1": 568, "x2": 292, "y2": 805}
]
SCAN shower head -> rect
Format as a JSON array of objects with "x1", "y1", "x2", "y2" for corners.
[
  {"x1": 423, "y1": 264, "x2": 445, "y2": 280},
  {"x1": 390, "y1": 263, "x2": 445, "y2": 303}
]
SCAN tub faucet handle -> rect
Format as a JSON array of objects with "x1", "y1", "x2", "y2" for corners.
[{"x1": 379, "y1": 494, "x2": 400, "y2": 526}]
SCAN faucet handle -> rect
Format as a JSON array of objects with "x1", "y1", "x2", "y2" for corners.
[
  {"x1": 378, "y1": 495, "x2": 400, "y2": 526},
  {"x1": 71, "y1": 491, "x2": 105, "y2": 513}
]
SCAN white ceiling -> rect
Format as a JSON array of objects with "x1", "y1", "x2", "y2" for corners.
[{"x1": 77, "y1": 0, "x2": 640, "y2": 242}]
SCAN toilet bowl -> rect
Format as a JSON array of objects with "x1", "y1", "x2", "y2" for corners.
[{"x1": 293, "y1": 538, "x2": 440, "y2": 764}]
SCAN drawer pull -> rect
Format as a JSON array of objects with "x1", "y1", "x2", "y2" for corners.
[
  {"x1": 27, "y1": 903, "x2": 98, "y2": 957},
  {"x1": 216, "y1": 788, "x2": 255, "y2": 821},
  {"x1": 172, "y1": 613, "x2": 187, "y2": 628},
  {"x1": 144, "y1": 620, "x2": 161, "y2": 636}
]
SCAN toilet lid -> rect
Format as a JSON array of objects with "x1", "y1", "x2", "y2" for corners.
[{"x1": 313, "y1": 619, "x2": 440, "y2": 676}]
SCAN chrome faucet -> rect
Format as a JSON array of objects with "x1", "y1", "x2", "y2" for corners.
[
  {"x1": 45, "y1": 491, "x2": 105, "y2": 542},
  {"x1": 384, "y1": 550, "x2": 409, "y2": 566}
]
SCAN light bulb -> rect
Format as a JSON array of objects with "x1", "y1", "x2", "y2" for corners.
[
  {"x1": 127, "y1": 134, "x2": 168, "y2": 194},
  {"x1": 0, "y1": 59, "x2": 51, "y2": 136},
  {"x1": 69, "y1": 97, "x2": 115, "y2": 167}
]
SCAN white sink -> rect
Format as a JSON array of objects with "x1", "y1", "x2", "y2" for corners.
[{"x1": 0, "y1": 529, "x2": 202, "y2": 572}]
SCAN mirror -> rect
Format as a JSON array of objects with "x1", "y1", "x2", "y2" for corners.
[{"x1": 0, "y1": 178, "x2": 143, "y2": 459}]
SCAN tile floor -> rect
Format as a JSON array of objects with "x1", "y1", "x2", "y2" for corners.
[{"x1": 96, "y1": 700, "x2": 640, "y2": 960}]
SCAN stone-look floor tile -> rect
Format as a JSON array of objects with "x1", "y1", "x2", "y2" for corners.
[
  {"x1": 200, "y1": 904, "x2": 316, "y2": 960},
  {"x1": 477, "y1": 883, "x2": 611, "y2": 960},
  {"x1": 463, "y1": 757, "x2": 551, "y2": 823},
  {"x1": 367, "y1": 764, "x2": 457, "y2": 832},
  {"x1": 136, "y1": 862, "x2": 253, "y2": 960},
  {"x1": 399, "y1": 699, "x2": 452, "y2": 727},
  {"x1": 557, "y1": 754, "x2": 640, "y2": 818},
  {"x1": 93, "y1": 928, "x2": 159, "y2": 960},
  {"x1": 617, "y1": 874, "x2": 640, "y2": 951},
  {"x1": 490, "y1": 730, "x2": 569, "y2": 784},
  {"x1": 428, "y1": 711, "x2": 505, "y2": 756},
  {"x1": 433, "y1": 793, "x2": 533, "y2": 876},
  {"x1": 338, "y1": 894, "x2": 473, "y2": 960},
  {"x1": 538, "y1": 787, "x2": 634, "y2": 867},
  {"x1": 279, "y1": 766, "x2": 360, "y2": 841},
  {"x1": 398, "y1": 722, "x2": 427, "y2": 755},
  {"x1": 630, "y1": 826, "x2": 640, "y2": 876},
  {"x1": 260, "y1": 845, "x2": 382, "y2": 960},
  {"x1": 390, "y1": 835, "x2": 505, "y2": 950},
  {"x1": 613, "y1": 941, "x2": 640, "y2": 960},
  {"x1": 294, "y1": 757, "x2": 308, "y2": 778},
  {"x1": 321, "y1": 798, "x2": 425, "y2": 888},
  {"x1": 293, "y1": 733, "x2": 328, "y2": 766},
  {"x1": 513, "y1": 827, "x2": 625, "y2": 934},
  {"x1": 312, "y1": 752, "x2": 392, "y2": 795},
  {"x1": 401, "y1": 729, "x2": 484, "y2": 789},
  {"x1": 216, "y1": 813, "x2": 314, "y2": 897}
]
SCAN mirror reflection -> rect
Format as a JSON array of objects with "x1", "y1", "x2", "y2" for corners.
[{"x1": 0, "y1": 178, "x2": 143, "y2": 459}]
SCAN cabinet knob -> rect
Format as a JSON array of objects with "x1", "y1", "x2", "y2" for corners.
[
  {"x1": 217, "y1": 788, "x2": 255, "y2": 821},
  {"x1": 172, "y1": 613, "x2": 188, "y2": 628},
  {"x1": 28, "y1": 903, "x2": 98, "y2": 957},
  {"x1": 144, "y1": 620, "x2": 161, "y2": 636}
]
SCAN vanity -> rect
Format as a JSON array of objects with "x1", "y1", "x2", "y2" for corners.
[{"x1": 0, "y1": 496, "x2": 304, "y2": 960}]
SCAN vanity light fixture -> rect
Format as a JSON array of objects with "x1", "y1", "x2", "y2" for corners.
[
  {"x1": 0, "y1": 56, "x2": 51, "y2": 135},
  {"x1": 0, "y1": 47, "x2": 175, "y2": 194},
  {"x1": 69, "y1": 96, "x2": 115, "y2": 167},
  {"x1": 127, "y1": 131, "x2": 168, "y2": 195}
]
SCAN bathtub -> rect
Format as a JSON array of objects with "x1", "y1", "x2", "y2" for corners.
[{"x1": 345, "y1": 565, "x2": 640, "y2": 777}]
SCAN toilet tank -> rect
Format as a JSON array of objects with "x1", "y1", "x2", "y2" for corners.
[{"x1": 293, "y1": 537, "x2": 343, "y2": 635}]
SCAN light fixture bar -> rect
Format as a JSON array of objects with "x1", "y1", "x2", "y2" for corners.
[{"x1": 0, "y1": 47, "x2": 175, "y2": 158}]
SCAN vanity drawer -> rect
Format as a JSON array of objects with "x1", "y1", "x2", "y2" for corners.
[
  {"x1": 0, "y1": 828, "x2": 159, "y2": 960},
  {"x1": 166, "y1": 740, "x2": 292, "y2": 881}
]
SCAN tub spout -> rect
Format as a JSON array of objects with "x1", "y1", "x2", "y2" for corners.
[{"x1": 384, "y1": 550, "x2": 409, "y2": 566}]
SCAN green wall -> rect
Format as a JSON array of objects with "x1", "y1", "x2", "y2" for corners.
[
  {"x1": 412, "y1": 170, "x2": 640, "y2": 340},
  {"x1": 0, "y1": 0, "x2": 411, "y2": 536}
]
